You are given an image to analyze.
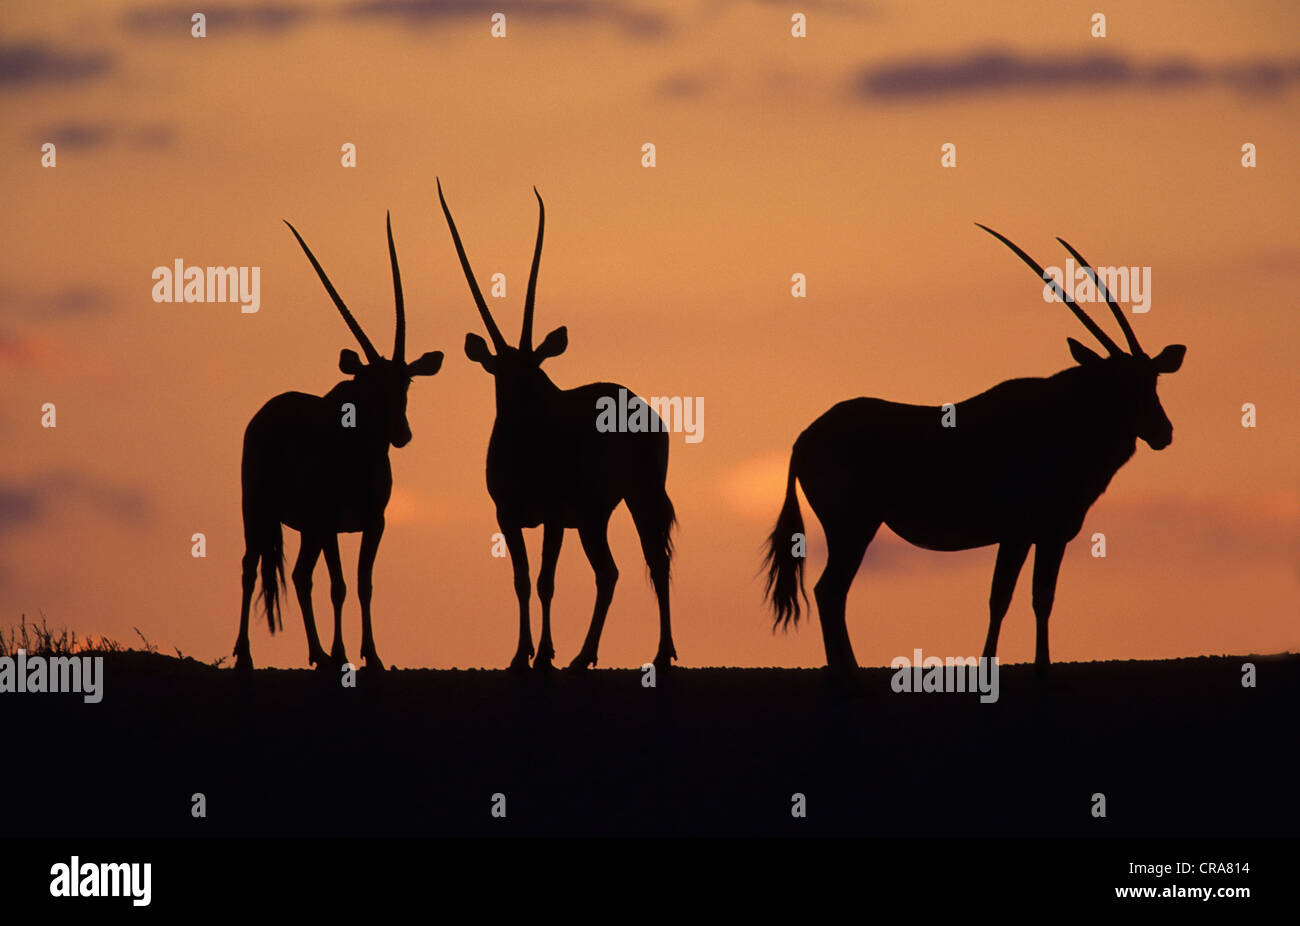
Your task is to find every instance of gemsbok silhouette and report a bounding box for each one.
[436,179,677,671]
[764,225,1185,674]
[233,215,444,671]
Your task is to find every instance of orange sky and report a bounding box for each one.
[2,0,1297,669]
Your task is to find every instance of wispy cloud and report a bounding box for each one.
[123,3,311,34]
[32,122,110,150]
[652,67,723,100]
[0,285,119,322]
[0,473,152,536]
[30,121,176,151]
[853,48,1300,100]
[0,42,112,88]
[342,0,669,37]
[748,0,877,15]
[1092,492,1300,567]
[120,0,670,38]
[0,484,41,531]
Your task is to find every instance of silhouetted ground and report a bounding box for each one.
[5,653,1295,836]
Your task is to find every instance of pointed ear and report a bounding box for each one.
[1067,337,1104,366]
[1151,343,1186,374]
[339,348,365,374]
[406,350,444,376]
[464,333,496,370]
[534,325,567,362]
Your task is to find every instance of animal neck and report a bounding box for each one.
[494,372,560,418]
[1052,366,1137,473]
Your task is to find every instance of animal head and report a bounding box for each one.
[285,214,444,447]
[977,224,1186,451]
[436,179,568,403]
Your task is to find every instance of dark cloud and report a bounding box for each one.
[0,473,151,536]
[33,121,114,150]
[30,121,176,152]
[0,42,112,88]
[120,0,668,37]
[0,485,41,531]
[749,0,877,14]
[123,3,312,33]
[1224,248,1300,279]
[854,48,1300,100]
[1091,494,1299,568]
[653,69,722,100]
[342,0,669,37]
[0,285,118,321]
[44,288,115,319]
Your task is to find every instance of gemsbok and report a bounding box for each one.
[233,215,444,671]
[436,179,677,671]
[764,225,1185,673]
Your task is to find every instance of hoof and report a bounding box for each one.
[652,649,677,670]
[508,652,532,672]
[566,652,596,671]
[362,652,386,672]
[309,650,331,671]
[331,646,350,668]
[234,653,254,672]
[533,652,555,672]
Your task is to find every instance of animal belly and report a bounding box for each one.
[885,516,999,551]
[494,495,590,530]
[280,501,370,534]
[272,458,387,534]
[488,459,615,529]
[878,473,1006,550]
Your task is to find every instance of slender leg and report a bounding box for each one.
[235,545,258,670]
[628,490,676,668]
[322,534,348,667]
[500,521,533,671]
[534,522,564,670]
[568,514,618,670]
[812,522,876,674]
[982,540,1031,661]
[292,533,329,668]
[1031,538,1067,673]
[357,519,385,670]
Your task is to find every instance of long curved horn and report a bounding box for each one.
[1055,237,1144,357]
[387,212,405,364]
[975,223,1123,357]
[285,220,381,363]
[521,187,545,352]
[436,178,507,352]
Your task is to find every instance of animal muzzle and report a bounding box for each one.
[1146,428,1172,450]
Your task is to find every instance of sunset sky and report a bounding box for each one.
[2,0,1296,669]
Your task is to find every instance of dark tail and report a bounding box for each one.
[632,488,677,582]
[763,450,807,630]
[662,494,677,580]
[255,521,286,634]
